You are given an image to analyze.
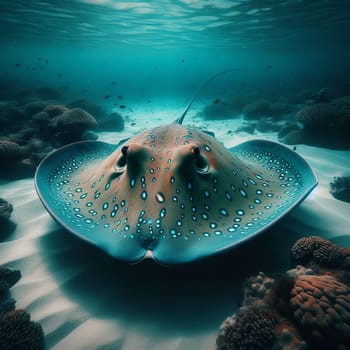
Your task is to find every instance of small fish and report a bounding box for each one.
[117,95,123,100]
[267,65,272,69]
[38,57,42,60]
[104,95,111,99]
[46,59,48,64]
[111,81,116,85]
[181,59,185,63]
[213,98,221,104]
[119,105,125,109]
[15,63,21,68]
[57,73,63,77]
[83,89,87,93]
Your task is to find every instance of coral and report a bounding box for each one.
[0,266,44,348]
[51,108,97,131]
[287,265,315,278]
[200,99,242,120]
[23,100,46,117]
[42,104,68,118]
[67,98,109,121]
[290,236,347,268]
[242,99,271,120]
[0,310,45,350]
[216,236,350,350]
[280,99,350,149]
[0,198,13,222]
[295,103,338,129]
[330,176,350,203]
[217,306,277,350]
[0,266,21,288]
[97,112,125,131]
[235,122,256,134]
[290,274,350,348]
[0,140,23,160]
[242,272,274,305]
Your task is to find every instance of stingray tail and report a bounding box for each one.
[176,68,240,125]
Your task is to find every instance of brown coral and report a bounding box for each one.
[0,140,23,160]
[295,103,338,129]
[42,104,68,118]
[291,236,347,269]
[0,310,45,350]
[242,99,271,120]
[217,306,277,350]
[290,274,350,348]
[51,108,97,130]
[242,272,274,305]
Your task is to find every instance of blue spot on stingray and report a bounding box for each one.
[160,208,166,218]
[201,213,208,220]
[94,191,101,199]
[225,192,232,201]
[130,178,136,188]
[86,202,93,207]
[204,145,211,152]
[236,209,245,216]
[219,208,229,216]
[141,191,148,200]
[104,183,111,191]
[102,202,109,210]
[239,189,247,198]
[204,189,210,198]
[170,176,175,184]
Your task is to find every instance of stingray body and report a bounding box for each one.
[35,69,317,264]
[35,119,317,263]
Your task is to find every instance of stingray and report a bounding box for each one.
[35,72,317,264]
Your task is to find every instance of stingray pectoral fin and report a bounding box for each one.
[35,140,147,263]
[152,140,317,264]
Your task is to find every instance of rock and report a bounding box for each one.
[330,176,350,203]
[97,112,125,131]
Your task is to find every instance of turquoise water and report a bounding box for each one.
[1,0,349,112]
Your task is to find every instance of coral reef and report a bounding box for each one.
[0,84,128,179]
[216,236,350,350]
[0,265,44,349]
[242,99,271,120]
[330,176,350,203]
[280,97,350,149]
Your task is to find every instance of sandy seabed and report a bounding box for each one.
[1,107,350,350]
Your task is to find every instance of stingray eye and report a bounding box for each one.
[192,146,210,174]
[115,145,128,172]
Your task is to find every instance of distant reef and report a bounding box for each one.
[0,82,124,180]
